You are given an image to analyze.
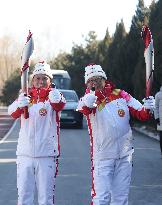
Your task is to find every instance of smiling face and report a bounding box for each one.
[32,74,51,88]
[86,76,106,91]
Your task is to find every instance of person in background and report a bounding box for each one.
[77,64,155,205]
[8,61,66,205]
[154,85,162,156]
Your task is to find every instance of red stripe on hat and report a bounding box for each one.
[39,61,45,64]
[87,63,96,66]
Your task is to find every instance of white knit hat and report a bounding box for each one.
[84,64,107,84]
[31,61,53,79]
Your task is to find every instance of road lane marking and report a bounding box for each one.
[135,147,160,151]
[0,148,15,152]
[58,174,78,177]
[0,119,18,144]
[130,185,162,188]
[0,158,16,163]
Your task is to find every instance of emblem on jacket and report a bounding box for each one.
[118,109,125,117]
[39,108,47,116]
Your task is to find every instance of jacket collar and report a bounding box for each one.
[29,87,51,103]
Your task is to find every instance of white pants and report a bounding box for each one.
[92,155,132,205]
[16,156,56,205]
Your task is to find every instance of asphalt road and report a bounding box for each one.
[0,107,14,140]
[129,130,162,205]
[0,120,162,205]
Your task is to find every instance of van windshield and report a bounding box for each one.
[52,76,71,89]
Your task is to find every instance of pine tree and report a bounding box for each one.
[106,20,127,88]
[123,0,149,95]
[149,0,162,93]
[97,28,112,72]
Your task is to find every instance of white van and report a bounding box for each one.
[51,70,71,90]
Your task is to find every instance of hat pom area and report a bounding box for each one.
[84,64,107,84]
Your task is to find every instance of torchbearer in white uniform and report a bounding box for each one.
[8,61,66,205]
[77,64,155,205]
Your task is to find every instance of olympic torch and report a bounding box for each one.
[141,25,154,98]
[21,31,34,119]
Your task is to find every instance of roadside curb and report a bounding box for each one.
[0,106,7,109]
[133,126,159,141]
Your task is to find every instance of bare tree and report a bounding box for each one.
[0,35,21,94]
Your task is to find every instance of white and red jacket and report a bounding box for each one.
[78,81,151,160]
[8,87,66,158]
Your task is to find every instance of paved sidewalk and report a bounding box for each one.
[133,124,159,141]
[0,107,14,140]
